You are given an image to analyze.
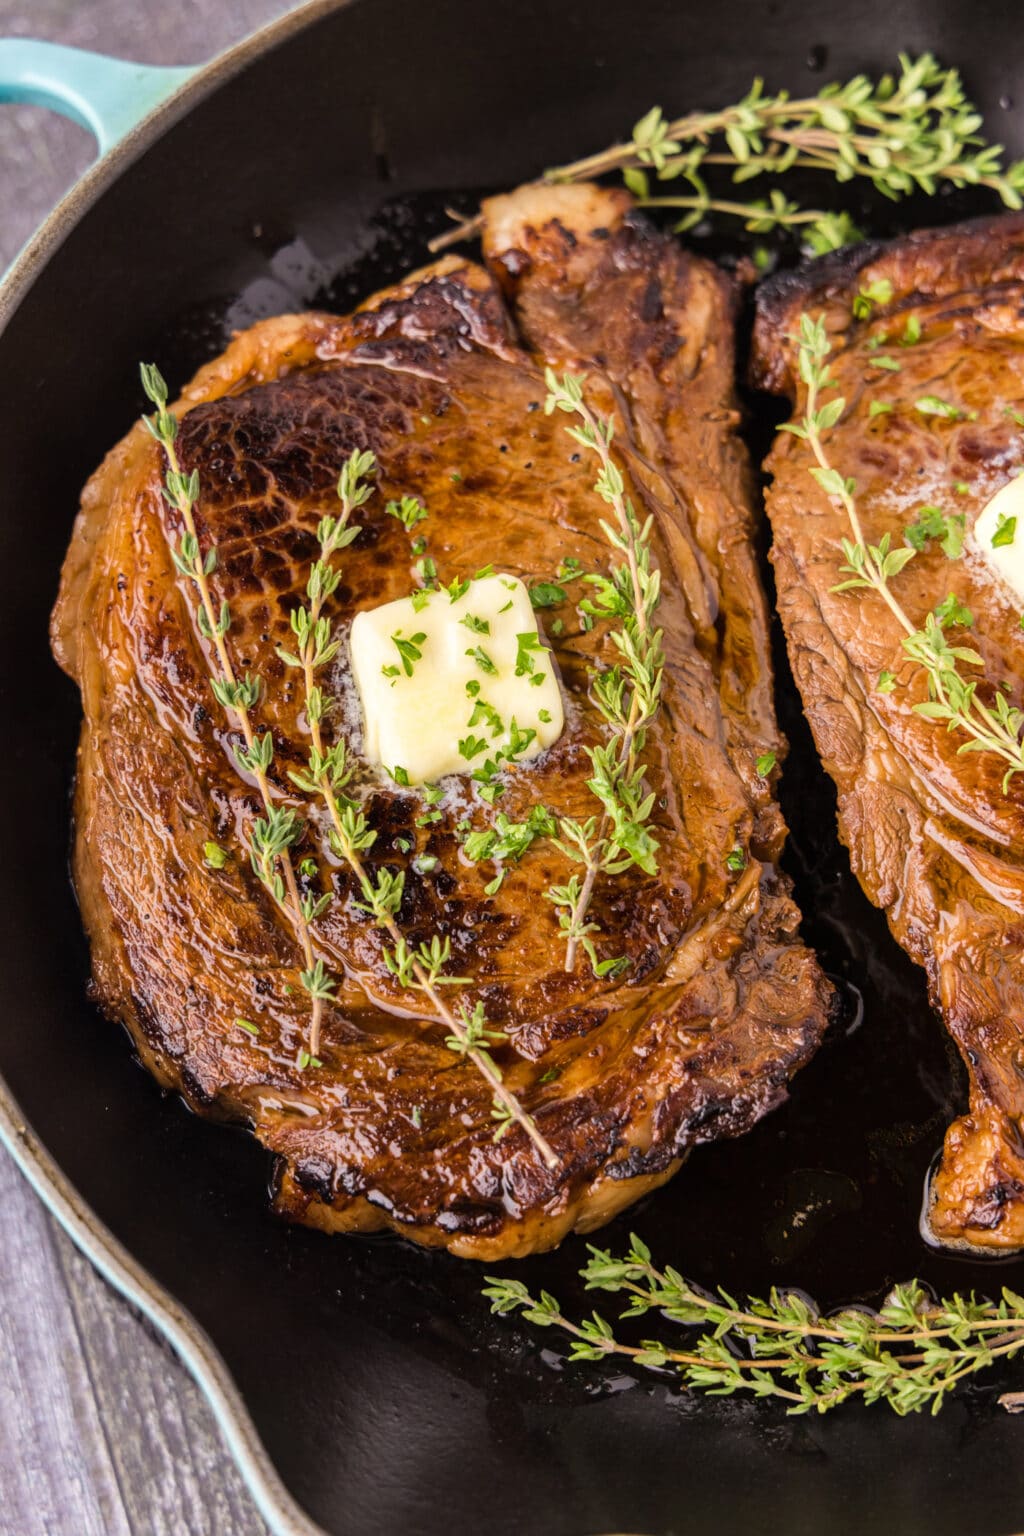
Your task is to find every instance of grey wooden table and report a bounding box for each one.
[0,7,309,1530]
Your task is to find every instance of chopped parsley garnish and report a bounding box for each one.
[466,645,497,675]
[463,827,497,860]
[504,719,537,760]
[460,613,490,635]
[464,806,557,865]
[515,632,544,676]
[755,751,776,777]
[467,698,504,736]
[933,592,973,629]
[459,734,488,761]
[471,757,504,803]
[391,630,427,677]
[993,513,1018,549]
[877,670,897,694]
[904,505,965,560]
[529,582,567,609]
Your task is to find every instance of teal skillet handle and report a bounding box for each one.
[0,39,196,156]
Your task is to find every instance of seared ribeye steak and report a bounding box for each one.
[52,184,830,1259]
[753,214,1024,1252]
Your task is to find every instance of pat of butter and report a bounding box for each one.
[974,474,1024,603]
[349,574,564,785]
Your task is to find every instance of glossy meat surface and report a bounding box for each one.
[52,185,830,1258]
[753,214,1024,1252]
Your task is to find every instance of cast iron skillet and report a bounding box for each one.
[4,2,1024,1532]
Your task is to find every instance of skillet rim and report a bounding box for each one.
[0,0,345,335]
[0,4,353,1534]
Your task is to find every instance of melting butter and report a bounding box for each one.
[349,574,564,784]
[973,473,1024,603]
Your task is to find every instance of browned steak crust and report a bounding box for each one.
[752,212,1024,1252]
[51,184,831,1259]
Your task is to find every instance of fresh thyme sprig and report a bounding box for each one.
[484,1233,1024,1416]
[431,54,1024,255]
[543,371,664,975]
[282,451,558,1169]
[139,363,333,1067]
[784,316,1024,791]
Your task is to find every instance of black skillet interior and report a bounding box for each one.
[4,1,1024,1532]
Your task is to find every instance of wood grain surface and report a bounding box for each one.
[0,7,306,1530]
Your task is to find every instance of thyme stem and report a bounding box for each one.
[140,364,331,1065]
[430,54,1024,256]
[788,315,1024,791]
[285,452,558,1168]
[485,1233,1024,1415]
[543,372,663,976]
[634,194,825,228]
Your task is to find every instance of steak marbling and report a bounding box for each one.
[52,184,831,1259]
[753,213,1024,1253]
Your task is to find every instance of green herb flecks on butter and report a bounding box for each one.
[974,475,1024,600]
[350,574,563,784]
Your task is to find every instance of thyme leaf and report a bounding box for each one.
[791,315,1024,793]
[140,362,331,1068]
[485,1233,1024,1416]
[543,372,664,976]
[286,451,558,1169]
[432,55,1024,257]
